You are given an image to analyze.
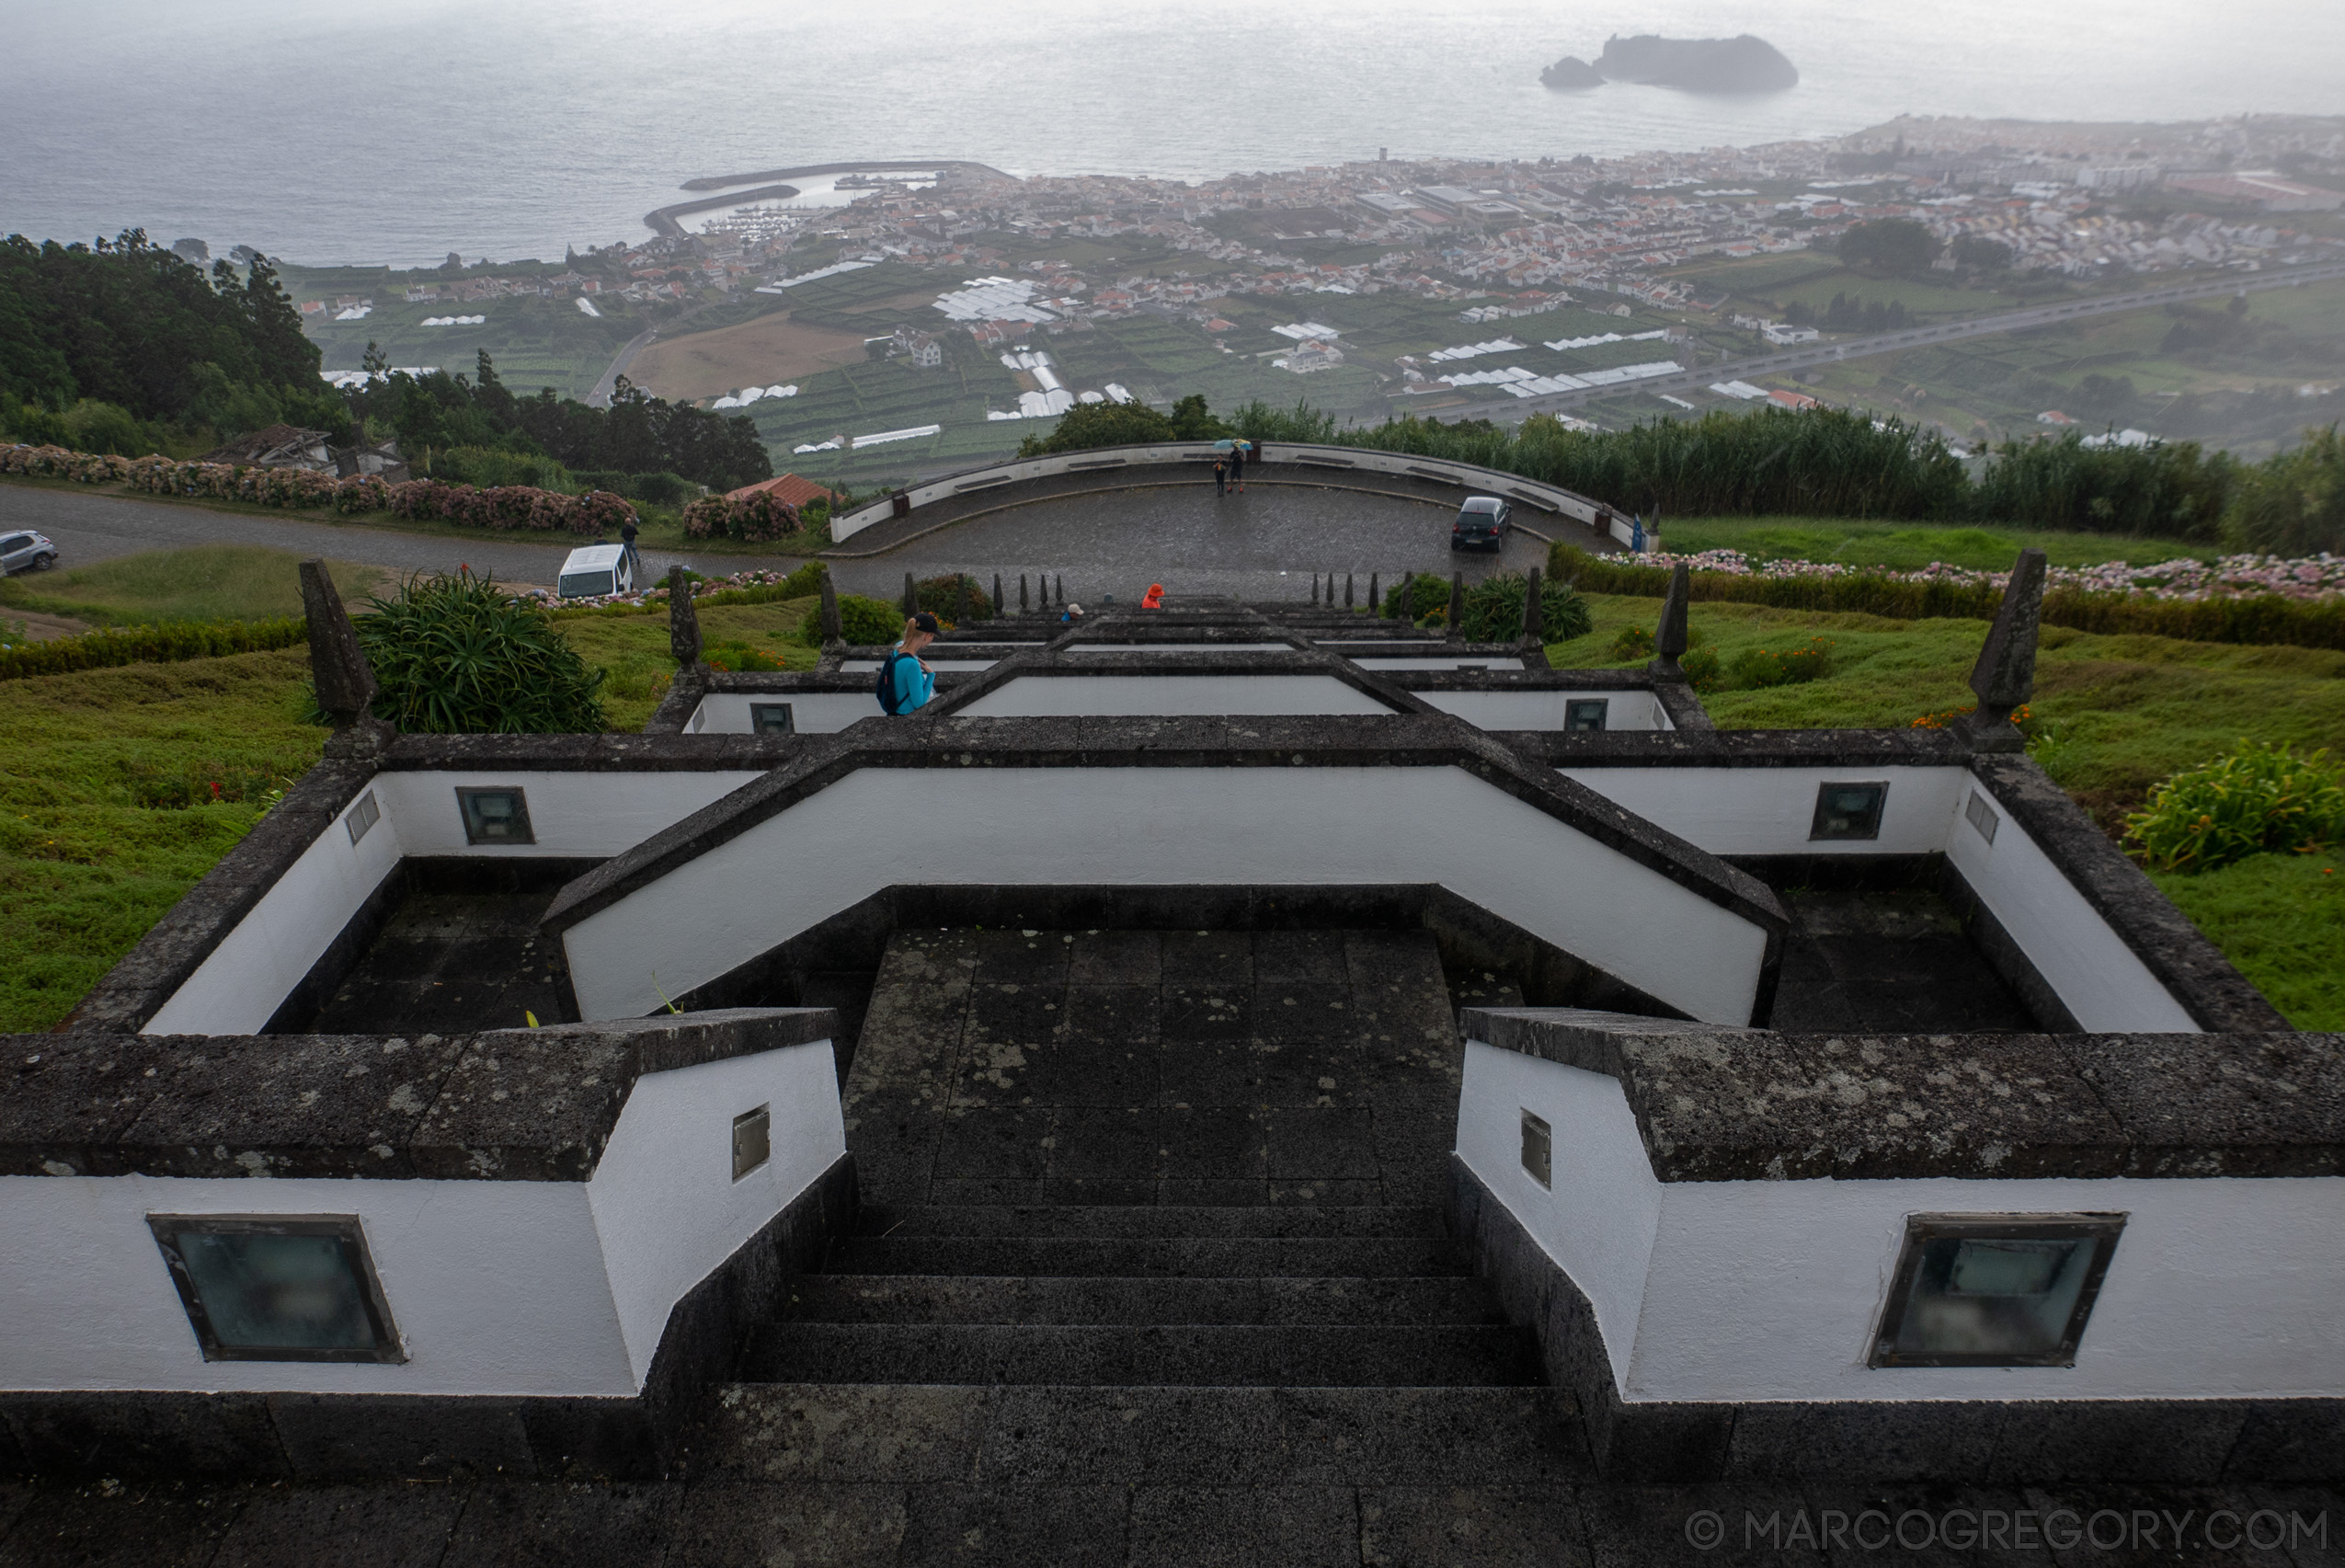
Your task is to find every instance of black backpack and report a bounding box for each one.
[875,649,911,715]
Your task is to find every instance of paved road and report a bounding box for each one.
[2,478,1558,607]
[824,480,1555,603]
[1436,258,2345,423]
[0,486,736,592]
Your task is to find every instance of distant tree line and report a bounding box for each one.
[344,351,772,494]
[1034,393,2344,553]
[0,229,348,453]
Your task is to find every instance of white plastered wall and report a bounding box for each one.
[1561,764,2198,1033]
[564,766,1771,1024]
[0,1036,841,1397]
[687,692,884,734]
[144,770,763,1036]
[956,674,1398,717]
[1422,689,1671,732]
[1560,763,1966,857]
[143,787,407,1037]
[1947,784,2198,1032]
[1461,1040,2345,1402]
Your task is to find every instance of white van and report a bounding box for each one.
[556,543,635,599]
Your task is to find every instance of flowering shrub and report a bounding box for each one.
[385,479,629,535]
[1723,637,1835,690]
[683,489,817,544]
[1911,702,2033,732]
[1638,546,2345,604]
[1,444,132,483]
[2124,741,2345,873]
[12,441,639,533]
[528,563,827,612]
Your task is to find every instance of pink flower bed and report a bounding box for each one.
[1642,547,2345,602]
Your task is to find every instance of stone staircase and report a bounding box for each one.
[681,926,1588,1558]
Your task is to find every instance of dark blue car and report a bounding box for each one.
[1449,497,1511,552]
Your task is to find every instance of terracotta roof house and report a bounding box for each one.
[725,473,841,509]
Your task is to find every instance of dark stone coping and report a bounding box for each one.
[58,760,383,1036]
[1447,1157,2343,1483]
[375,733,806,771]
[0,1152,857,1482]
[1460,1006,2345,1181]
[1505,727,1978,768]
[0,1007,839,1182]
[540,715,1789,951]
[1970,755,2290,1033]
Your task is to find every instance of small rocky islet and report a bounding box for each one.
[1541,33,1799,94]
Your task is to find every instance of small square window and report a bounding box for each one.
[455,786,534,845]
[148,1214,406,1364]
[750,702,796,735]
[1564,698,1609,733]
[1870,1212,2125,1368]
[1520,1109,1552,1188]
[1965,790,2001,844]
[344,790,380,845]
[1810,781,1888,841]
[733,1104,772,1181]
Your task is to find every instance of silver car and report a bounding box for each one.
[1,530,57,575]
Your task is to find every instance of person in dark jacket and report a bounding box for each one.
[1228,441,1246,494]
[1212,454,1228,496]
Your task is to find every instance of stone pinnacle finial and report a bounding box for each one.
[1367,571,1379,617]
[1055,574,1064,606]
[1020,574,1031,614]
[902,571,919,617]
[1447,572,1465,640]
[818,566,842,648]
[667,564,703,668]
[1398,571,1414,622]
[1344,572,1355,610]
[300,557,376,728]
[1648,563,1690,680]
[1521,566,1544,646]
[993,574,1004,615]
[1310,575,1320,606]
[1962,548,2049,751]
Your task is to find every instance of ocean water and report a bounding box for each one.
[4,0,2340,268]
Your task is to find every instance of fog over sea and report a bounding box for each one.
[6,0,2341,269]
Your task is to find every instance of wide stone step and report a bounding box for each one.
[823,1234,1468,1278]
[858,1204,1448,1240]
[743,1322,1542,1386]
[780,1273,1505,1326]
[695,1383,1591,1485]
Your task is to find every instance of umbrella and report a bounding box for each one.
[1212,439,1235,452]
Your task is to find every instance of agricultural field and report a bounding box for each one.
[1797,278,2345,453]
[287,269,653,402]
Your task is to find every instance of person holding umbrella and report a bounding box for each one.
[1227,438,1247,494]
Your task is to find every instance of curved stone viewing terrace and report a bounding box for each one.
[0,547,2338,1560]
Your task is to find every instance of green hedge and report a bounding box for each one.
[0,617,308,681]
[1549,544,2345,652]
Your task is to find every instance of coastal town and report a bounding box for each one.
[289,113,2345,486]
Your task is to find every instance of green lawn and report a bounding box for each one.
[0,648,326,1032]
[4,582,2336,1032]
[0,545,387,627]
[1653,515,2216,570]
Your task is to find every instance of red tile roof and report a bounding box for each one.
[726,473,841,508]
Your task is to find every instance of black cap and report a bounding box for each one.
[908,611,940,634]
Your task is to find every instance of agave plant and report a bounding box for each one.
[357,568,607,734]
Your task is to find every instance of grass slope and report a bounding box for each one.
[1654,515,2216,570]
[0,545,387,628]
[6,583,2336,1031]
[0,648,325,1032]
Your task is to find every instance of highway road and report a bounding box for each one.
[1430,259,2345,425]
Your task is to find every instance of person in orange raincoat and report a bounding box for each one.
[1140,583,1165,609]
